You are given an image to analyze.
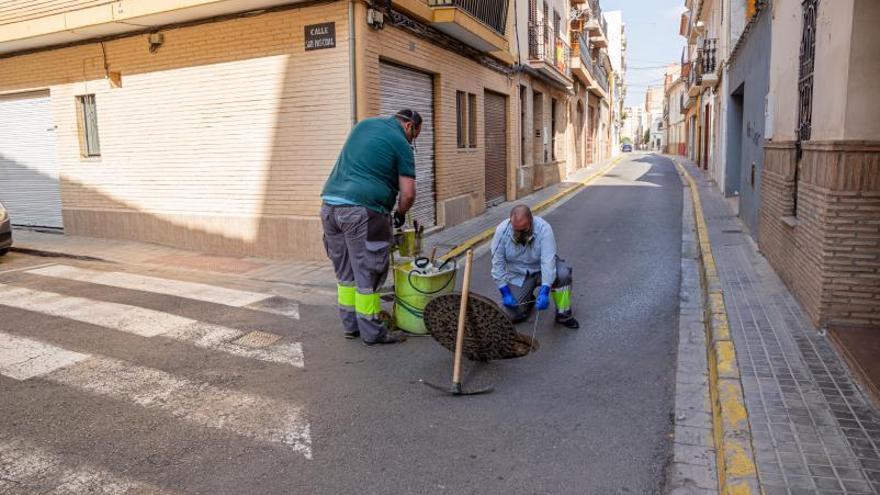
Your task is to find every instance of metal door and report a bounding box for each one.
[379,62,435,226]
[483,90,507,207]
[0,91,62,228]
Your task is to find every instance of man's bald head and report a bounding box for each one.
[510,205,533,233]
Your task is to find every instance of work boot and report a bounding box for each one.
[362,331,408,347]
[555,315,580,329]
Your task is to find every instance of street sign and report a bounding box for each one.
[304,22,335,51]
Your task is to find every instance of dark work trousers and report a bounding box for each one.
[504,257,574,323]
[321,204,392,343]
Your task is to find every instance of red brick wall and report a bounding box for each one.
[759,140,880,329]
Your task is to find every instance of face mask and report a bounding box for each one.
[513,229,533,246]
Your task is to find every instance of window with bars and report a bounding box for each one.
[77,94,101,157]
[794,0,818,216]
[797,0,818,143]
[551,98,558,161]
[468,93,477,148]
[456,91,478,149]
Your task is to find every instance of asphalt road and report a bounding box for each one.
[0,153,682,494]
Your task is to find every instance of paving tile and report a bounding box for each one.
[786,474,816,489]
[808,465,837,478]
[759,486,788,495]
[812,476,843,491]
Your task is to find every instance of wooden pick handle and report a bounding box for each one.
[452,249,473,386]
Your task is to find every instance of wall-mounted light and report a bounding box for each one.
[367,8,385,30]
[149,32,164,53]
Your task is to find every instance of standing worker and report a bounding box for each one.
[320,109,422,346]
[490,205,580,329]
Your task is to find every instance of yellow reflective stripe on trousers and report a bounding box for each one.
[551,286,571,312]
[337,284,356,309]
[355,291,381,317]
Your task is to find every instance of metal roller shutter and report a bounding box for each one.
[483,90,507,207]
[0,91,62,229]
[379,62,436,226]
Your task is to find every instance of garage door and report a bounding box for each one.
[379,62,435,226]
[0,91,62,229]
[483,90,507,207]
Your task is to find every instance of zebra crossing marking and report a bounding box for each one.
[0,331,90,380]
[0,284,304,367]
[0,333,313,459]
[0,437,174,494]
[27,264,273,308]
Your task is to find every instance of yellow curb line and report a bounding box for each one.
[674,159,761,495]
[439,156,625,262]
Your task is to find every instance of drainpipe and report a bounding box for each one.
[348,0,358,127]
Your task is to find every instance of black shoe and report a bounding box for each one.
[555,316,580,329]
[344,330,360,339]
[362,331,408,347]
[511,312,530,324]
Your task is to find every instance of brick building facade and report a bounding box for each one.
[0,0,618,261]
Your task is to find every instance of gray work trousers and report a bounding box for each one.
[321,204,392,343]
[504,257,574,323]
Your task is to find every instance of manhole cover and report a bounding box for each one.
[423,293,538,362]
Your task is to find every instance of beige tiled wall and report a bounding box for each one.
[1,4,351,260]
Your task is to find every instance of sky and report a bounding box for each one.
[602,0,687,108]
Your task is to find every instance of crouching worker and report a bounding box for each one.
[490,205,579,329]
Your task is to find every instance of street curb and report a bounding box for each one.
[438,155,625,262]
[673,159,761,495]
[10,246,106,262]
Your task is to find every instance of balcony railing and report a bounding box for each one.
[575,34,607,93]
[588,0,608,36]
[701,38,717,74]
[692,49,703,86]
[529,23,571,78]
[427,0,509,34]
[594,61,608,93]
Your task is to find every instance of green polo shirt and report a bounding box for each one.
[321,116,416,214]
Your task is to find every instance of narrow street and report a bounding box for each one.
[0,153,684,494]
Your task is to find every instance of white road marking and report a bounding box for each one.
[0,332,90,380]
[0,437,173,494]
[0,261,57,275]
[0,333,313,459]
[0,285,303,367]
[27,264,271,308]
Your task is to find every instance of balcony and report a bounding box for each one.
[528,23,572,84]
[680,92,695,111]
[0,0,316,55]
[427,0,510,53]
[699,38,718,87]
[586,0,608,48]
[687,49,703,96]
[570,34,608,98]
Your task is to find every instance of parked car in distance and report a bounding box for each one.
[0,201,12,256]
[621,143,633,152]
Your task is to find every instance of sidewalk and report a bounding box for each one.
[10,157,619,288]
[680,157,880,495]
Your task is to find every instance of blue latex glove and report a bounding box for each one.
[536,285,551,311]
[499,285,518,309]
